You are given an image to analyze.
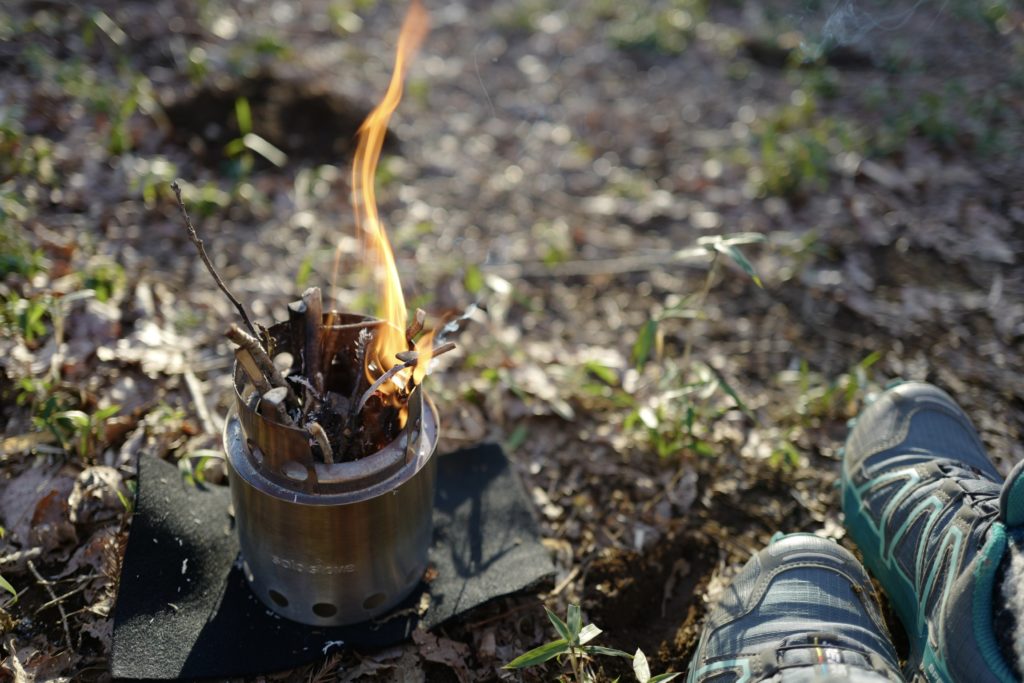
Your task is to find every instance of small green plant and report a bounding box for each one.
[18,376,121,461]
[224,97,287,179]
[179,449,224,487]
[592,0,708,55]
[80,259,126,302]
[1,291,51,344]
[505,604,680,683]
[33,404,121,462]
[0,573,17,602]
[624,233,764,459]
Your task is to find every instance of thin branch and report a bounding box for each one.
[356,359,415,413]
[27,559,73,651]
[226,324,299,407]
[183,369,220,435]
[308,421,334,464]
[172,181,257,337]
[259,387,294,425]
[235,348,273,395]
[355,343,456,413]
[405,308,426,344]
[345,329,371,417]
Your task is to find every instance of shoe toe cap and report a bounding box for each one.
[844,381,997,479]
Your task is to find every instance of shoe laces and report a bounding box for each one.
[934,460,1001,543]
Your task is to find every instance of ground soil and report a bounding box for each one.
[1,0,1022,680]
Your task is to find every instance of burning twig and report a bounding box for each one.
[405,308,426,344]
[172,181,258,338]
[356,360,415,413]
[356,342,455,413]
[308,421,334,464]
[226,324,298,408]
[301,287,325,397]
[433,303,478,346]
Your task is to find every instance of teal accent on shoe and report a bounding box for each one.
[973,523,1015,683]
[884,378,907,390]
[694,658,751,683]
[999,460,1024,526]
[840,381,1014,683]
[769,531,785,544]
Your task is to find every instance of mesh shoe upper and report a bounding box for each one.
[687,533,901,683]
[841,381,1020,683]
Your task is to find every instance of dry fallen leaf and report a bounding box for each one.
[1,635,74,683]
[29,489,78,554]
[0,465,68,549]
[68,467,126,526]
[411,629,471,683]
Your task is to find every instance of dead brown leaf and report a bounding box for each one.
[1,635,73,683]
[411,629,471,683]
[28,489,78,554]
[68,466,126,526]
[0,465,70,550]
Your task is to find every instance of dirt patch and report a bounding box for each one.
[163,71,392,168]
[583,528,717,674]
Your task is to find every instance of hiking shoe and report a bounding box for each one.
[841,381,1024,682]
[687,533,902,683]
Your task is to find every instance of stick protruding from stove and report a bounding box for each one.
[301,287,325,399]
[226,324,299,409]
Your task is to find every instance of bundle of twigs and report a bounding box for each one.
[172,182,454,462]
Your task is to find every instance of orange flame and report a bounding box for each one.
[348,0,433,396]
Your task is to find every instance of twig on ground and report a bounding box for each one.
[548,565,581,597]
[171,181,257,337]
[183,369,220,435]
[0,547,42,573]
[27,559,73,651]
[35,581,91,614]
[482,247,712,279]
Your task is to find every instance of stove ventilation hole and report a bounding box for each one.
[363,592,387,610]
[313,602,337,618]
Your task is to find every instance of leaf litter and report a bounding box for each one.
[1,0,1022,680]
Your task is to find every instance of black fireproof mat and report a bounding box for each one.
[110,444,554,680]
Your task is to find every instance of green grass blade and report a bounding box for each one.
[566,604,582,642]
[235,97,252,135]
[0,573,17,603]
[578,623,602,645]
[724,245,763,288]
[632,319,658,370]
[545,606,572,642]
[582,645,633,658]
[504,638,569,669]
